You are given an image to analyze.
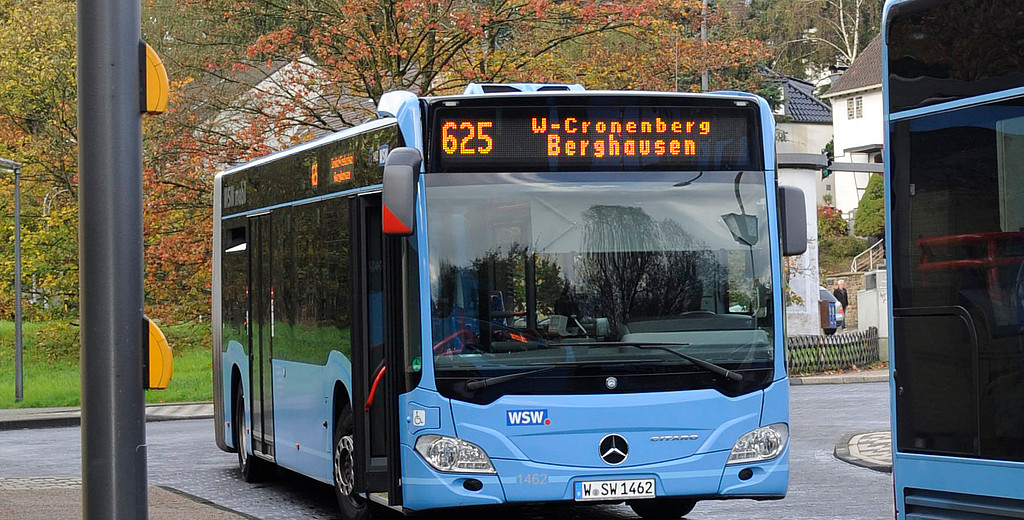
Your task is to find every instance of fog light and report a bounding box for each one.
[727,423,788,465]
[414,435,496,474]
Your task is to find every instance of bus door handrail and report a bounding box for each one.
[365,362,386,412]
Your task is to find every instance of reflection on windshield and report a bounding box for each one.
[425,172,774,374]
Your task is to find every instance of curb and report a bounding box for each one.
[834,432,892,473]
[790,372,889,385]
[0,403,213,432]
[0,416,82,432]
[157,486,261,520]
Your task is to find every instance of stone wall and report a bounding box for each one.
[823,272,865,329]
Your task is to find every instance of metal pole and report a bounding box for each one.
[77,0,147,516]
[13,165,21,403]
[0,157,22,403]
[701,0,709,92]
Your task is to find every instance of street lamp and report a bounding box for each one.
[0,157,22,402]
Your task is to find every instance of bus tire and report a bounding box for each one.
[234,381,270,482]
[334,406,371,520]
[628,498,698,519]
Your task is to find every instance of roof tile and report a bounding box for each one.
[824,35,882,97]
[784,79,832,123]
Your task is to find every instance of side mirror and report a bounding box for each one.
[722,212,759,247]
[778,185,807,257]
[382,147,421,236]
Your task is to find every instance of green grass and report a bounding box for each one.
[0,320,212,408]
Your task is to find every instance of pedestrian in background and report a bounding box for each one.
[833,279,849,310]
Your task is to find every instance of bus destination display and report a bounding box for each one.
[431,104,759,172]
[310,152,354,187]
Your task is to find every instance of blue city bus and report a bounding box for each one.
[212,84,807,519]
[883,0,1024,517]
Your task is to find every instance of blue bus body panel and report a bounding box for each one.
[395,96,423,154]
[883,1,1024,515]
[398,386,786,510]
[402,444,508,508]
[398,387,509,509]
[449,390,760,466]
[414,174,438,391]
[272,359,332,482]
[895,454,1024,507]
[397,386,786,509]
[763,165,787,379]
[748,92,787,381]
[759,379,788,429]
[222,349,352,486]
[886,85,1024,122]
[882,5,900,516]
[221,340,249,451]
[271,352,353,485]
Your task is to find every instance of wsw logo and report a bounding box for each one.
[506,409,550,426]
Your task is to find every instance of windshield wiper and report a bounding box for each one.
[465,366,556,391]
[558,342,743,382]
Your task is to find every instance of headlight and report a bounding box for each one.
[726,423,788,465]
[414,435,496,474]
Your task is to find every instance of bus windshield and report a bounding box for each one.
[426,171,774,399]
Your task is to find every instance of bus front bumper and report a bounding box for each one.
[399,443,788,511]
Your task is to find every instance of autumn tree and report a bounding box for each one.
[0,0,80,319]
[129,0,776,320]
[543,0,772,93]
[155,0,774,136]
[745,0,883,79]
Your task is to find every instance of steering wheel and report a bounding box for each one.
[433,328,485,355]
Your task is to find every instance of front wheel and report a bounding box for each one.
[628,498,698,519]
[334,406,371,520]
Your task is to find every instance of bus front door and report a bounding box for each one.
[352,194,403,507]
[248,213,275,461]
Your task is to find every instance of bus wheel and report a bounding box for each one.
[334,406,370,520]
[234,382,269,482]
[628,498,697,519]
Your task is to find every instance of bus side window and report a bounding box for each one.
[223,224,248,341]
[996,116,1024,232]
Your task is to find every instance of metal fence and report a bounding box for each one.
[786,327,879,374]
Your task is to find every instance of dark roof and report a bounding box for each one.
[306,94,378,138]
[823,35,882,97]
[782,78,832,124]
[183,61,291,121]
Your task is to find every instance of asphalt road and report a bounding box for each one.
[0,382,892,519]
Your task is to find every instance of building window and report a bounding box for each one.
[847,96,864,119]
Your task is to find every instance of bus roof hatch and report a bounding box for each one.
[462,82,585,95]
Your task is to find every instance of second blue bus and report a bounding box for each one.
[212,84,807,519]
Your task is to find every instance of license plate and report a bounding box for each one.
[573,479,656,501]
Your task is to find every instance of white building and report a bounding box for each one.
[772,76,833,335]
[820,35,884,219]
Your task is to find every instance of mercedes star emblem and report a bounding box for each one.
[599,434,629,465]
